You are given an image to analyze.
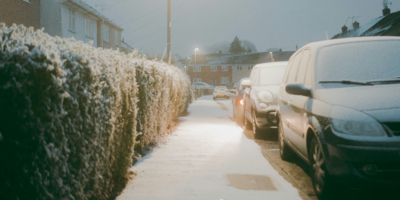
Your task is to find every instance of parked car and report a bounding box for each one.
[192,82,215,90]
[213,86,230,100]
[231,78,250,125]
[243,62,288,137]
[277,37,400,199]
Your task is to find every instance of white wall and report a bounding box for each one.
[41,0,63,37]
[61,4,98,47]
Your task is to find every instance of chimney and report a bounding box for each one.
[383,7,391,16]
[353,21,360,30]
[342,25,348,34]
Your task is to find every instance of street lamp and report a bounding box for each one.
[270,52,275,62]
[194,48,199,100]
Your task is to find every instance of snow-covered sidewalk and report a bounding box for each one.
[117,95,302,200]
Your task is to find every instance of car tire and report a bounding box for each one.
[309,137,335,199]
[252,110,263,139]
[226,96,230,99]
[278,120,294,161]
[213,97,216,100]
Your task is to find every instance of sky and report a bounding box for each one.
[84,0,400,57]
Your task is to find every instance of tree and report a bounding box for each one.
[229,36,246,54]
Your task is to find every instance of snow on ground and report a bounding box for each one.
[117,95,302,200]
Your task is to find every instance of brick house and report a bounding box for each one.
[0,0,41,29]
[187,51,294,88]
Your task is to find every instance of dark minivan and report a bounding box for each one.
[277,37,400,199]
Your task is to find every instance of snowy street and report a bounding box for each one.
[117,95,305,200]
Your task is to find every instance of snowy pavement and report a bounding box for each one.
[117,95,303,200]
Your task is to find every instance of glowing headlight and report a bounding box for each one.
[331,106,385,137]
[240,99,244,105]
[258,91,273,103]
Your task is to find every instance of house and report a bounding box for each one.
[187,51,295,88]
[0,0,41,29]
[40,0,123,49]
[120,38,134,54]
[332,7,400,39]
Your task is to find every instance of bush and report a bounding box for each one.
[0,24,190,200]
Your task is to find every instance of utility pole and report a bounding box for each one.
[167,0,172,64]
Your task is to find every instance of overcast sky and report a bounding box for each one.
[84,0,400,57]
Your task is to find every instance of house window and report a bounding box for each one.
[193,78,201,83]
[103,25,109,42]
[23,0,30,3]
[85,17,94,38]
[68,9,75,32]
[194,66,201,72]
[211,66,217,72]
[221,77,229,84]
[222,66,228,71]
[114,30,119,45]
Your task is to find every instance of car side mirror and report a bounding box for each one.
[241,80,251,88]
[286,83,312,97]
[229,90,237,95]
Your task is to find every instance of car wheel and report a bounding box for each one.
[278,120,294,161]
[310,137,335,199]
[226,96,230,99]
[213,96,216,100]
[252,110,263,139]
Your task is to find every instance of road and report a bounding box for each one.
[117,95,397,200]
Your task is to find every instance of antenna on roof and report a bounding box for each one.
[95,4,108,14]
[383,0,390,8]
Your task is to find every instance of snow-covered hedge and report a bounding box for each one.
[0,24,190,200]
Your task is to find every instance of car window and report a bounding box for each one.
[296,50,311,84]
[286,51,303,84]
[250,68,259,86]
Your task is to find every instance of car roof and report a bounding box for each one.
[304,36,400,50]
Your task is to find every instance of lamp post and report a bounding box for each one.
[194,48,199,100]
[270,52,275,62]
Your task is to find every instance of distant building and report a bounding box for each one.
[41,0,123,49]
[332,8,400,39]
[0,0,41,29]
[187,51,295,88]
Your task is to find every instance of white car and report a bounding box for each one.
[191,82,215,90]
[213,86,230,100]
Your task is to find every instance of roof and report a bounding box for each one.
[66,0,123,31]
[254,61,288,68]
[332,10,400,39]
[190,51,295,66]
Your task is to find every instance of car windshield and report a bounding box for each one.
[316,41,400,87]
[259,66,286,86]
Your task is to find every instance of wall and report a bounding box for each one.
[60,3,98,47]
[40,0,63,37]
[232,64,253,84]
[100,23,121,50]
[1,0,41,29]
[188,65,233,87]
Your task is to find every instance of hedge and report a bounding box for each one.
[0,24,190,200]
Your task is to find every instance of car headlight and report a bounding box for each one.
[331,106,386,137]
[258,91,273,103]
